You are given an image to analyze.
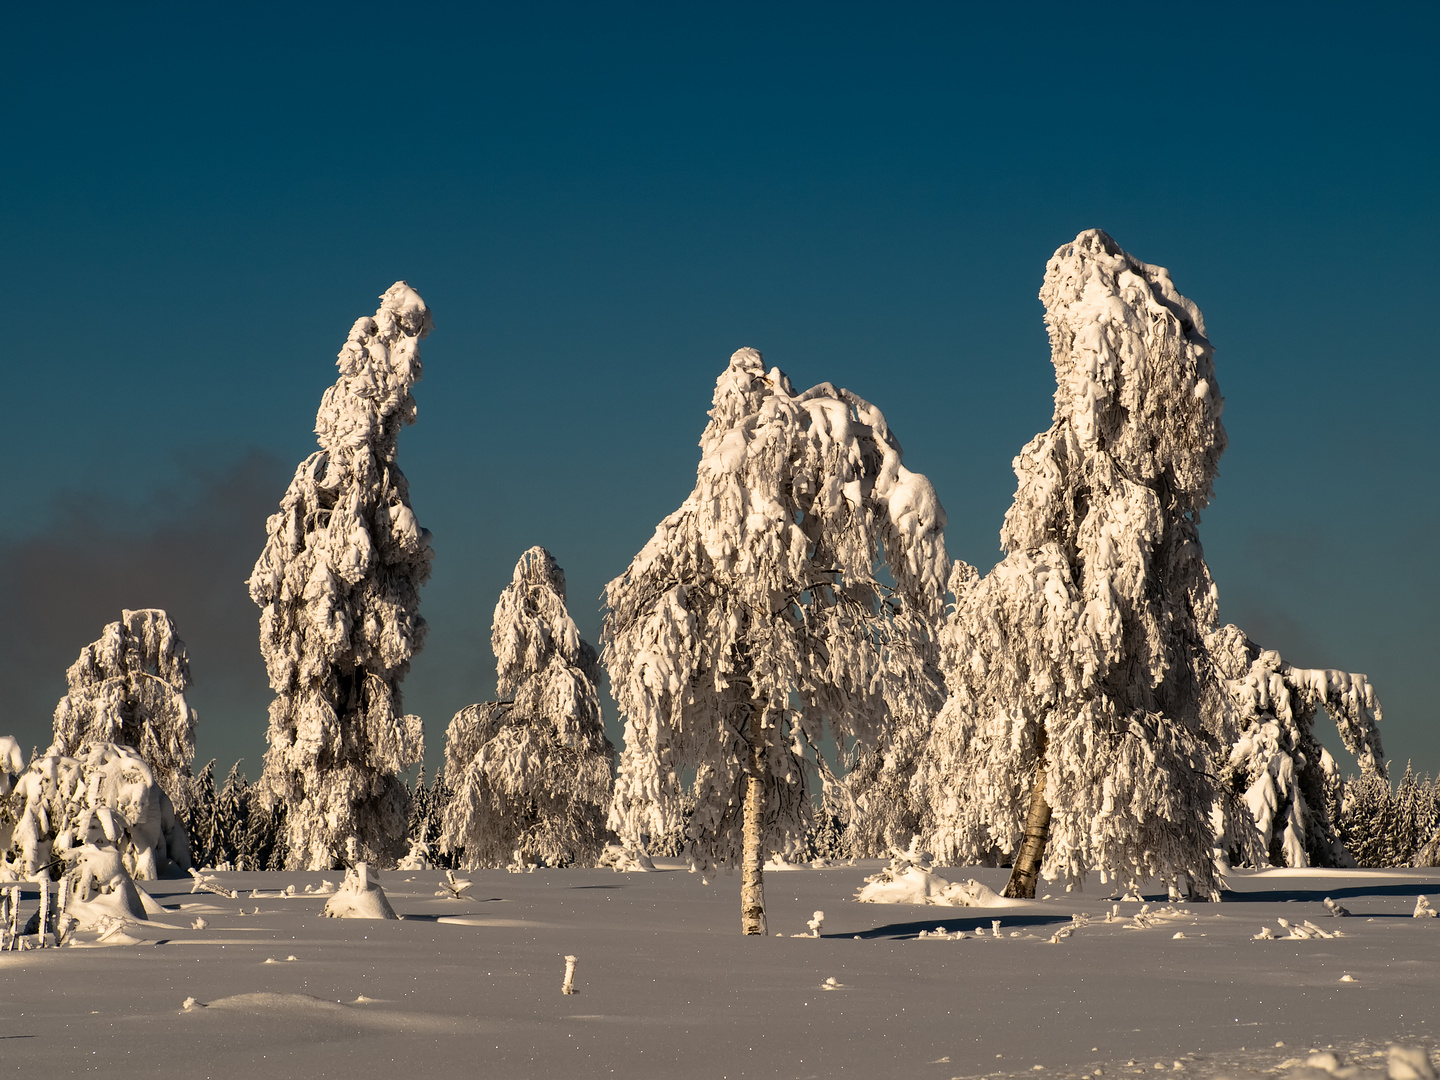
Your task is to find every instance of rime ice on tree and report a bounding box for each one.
[918,230,1229,898]
[249,282,433,870]
[1210,625,1384,868]
[50,608,197,819]
[440,547,614,868]
[604,347,947,934]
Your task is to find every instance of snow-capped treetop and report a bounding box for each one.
[249,282,433,869]
[920,231,1228,894]
[50,608,197,810]
[492,546,602,746]
[606,347,947,868]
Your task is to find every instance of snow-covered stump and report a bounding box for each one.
[440,548,614,869]
[321,862,399,920]
[562,955,577,995]
[604,347,948,935]
[249,283,434,870]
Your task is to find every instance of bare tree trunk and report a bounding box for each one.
[740,703,768,936]
[1004,729,1051,900]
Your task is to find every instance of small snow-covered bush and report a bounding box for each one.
[441,548,614,869]
[250,283,434,869]
[50,608,197,819]
[1,742,188,881]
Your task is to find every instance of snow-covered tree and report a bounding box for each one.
[441,547,614,868]
[1209,625,1384,868]
[916,230,1232,899]
[604,347,948,933]
[50,608,197,818]
[2,742,189,881]
[249,282,434,869]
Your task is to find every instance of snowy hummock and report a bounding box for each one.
[321,862,398,920]
[248,282,433,869]
[856,849,1022,907]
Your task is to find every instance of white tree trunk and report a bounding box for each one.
[740,703,768,936]
[1004,731,1051,900]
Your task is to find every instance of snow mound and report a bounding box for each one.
[599,844,655,872]
[856,850,1024,907]
[321,863,397,920]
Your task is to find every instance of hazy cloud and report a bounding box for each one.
[0,451,289,772]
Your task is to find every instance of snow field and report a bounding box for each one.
[2,863,1437,1079]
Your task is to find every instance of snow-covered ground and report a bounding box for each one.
[4,862,1438,1079]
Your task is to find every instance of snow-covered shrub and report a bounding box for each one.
[916,230,1232,898]
[1210,625,1385,868]
[441,547,614,869]
[603,347,948,933]
[50,608,197,818]
[249,282,434,869]
[1,742,188,881]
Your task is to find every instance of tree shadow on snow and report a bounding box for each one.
[1219,882,1438,905]
[835,914,1074,940]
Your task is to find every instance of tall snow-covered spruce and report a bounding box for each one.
[249,282,433,870]
[918,230,1231,898]
[440,547,614,868]
[604,348,947,934]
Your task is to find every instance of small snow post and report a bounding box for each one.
[50,608,198,830]
[919,230,1229,899]
[440,546,615,868]
[249,282,433,870]
[604,348,947,934]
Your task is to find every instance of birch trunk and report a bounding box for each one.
[1003,729,1051,899]
[740,701,768,936]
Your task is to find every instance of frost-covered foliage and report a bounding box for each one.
[1,742,189,881]
[249,283,434,869]
[50,609,197,815]
[604,347,948,872]
[917,230,1231,896]
[441,547,614,868]
[1339,764,1440,867]
[183,761,288,871]
[1210,625,1385,868]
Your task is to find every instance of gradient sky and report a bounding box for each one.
[2,3,1436,782]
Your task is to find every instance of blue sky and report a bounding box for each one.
[2,3,1435,780]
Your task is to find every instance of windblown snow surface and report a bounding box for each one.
[3,863,1437,1079]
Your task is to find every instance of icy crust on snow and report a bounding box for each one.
[248,283,433,869]
[604,347,948,871]
[2,742,188,882]
[50,608,197,820]
[916,230,1229,895]
[440,548,614,869]
[1210,624,1385,870]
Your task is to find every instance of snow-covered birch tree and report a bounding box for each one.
[604,347,948,934]
[916,230,1231,899]
[1209,624,1384,868]
[440,547,614,868]
[249,282,433,870]
[50,608,197,820]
